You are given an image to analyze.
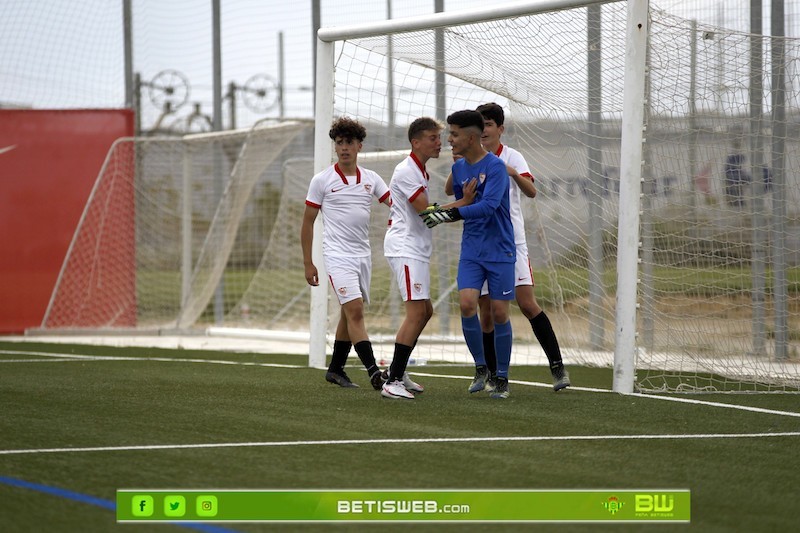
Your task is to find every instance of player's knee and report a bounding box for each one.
[460,301,478,316]
[493,311,510,324]
[343,302,365,323]
[519,301,542,319]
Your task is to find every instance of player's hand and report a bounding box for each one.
[419,203,439,216]
[420,207,462,228]
[304,263,319,286]
[462,177,478,204]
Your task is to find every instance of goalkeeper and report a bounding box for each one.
[421,110,516,399]
[446,103,571,393]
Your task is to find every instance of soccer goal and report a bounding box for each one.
[309,0,800,393]
[40,118,312,334]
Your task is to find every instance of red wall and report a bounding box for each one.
[0,109,134,334]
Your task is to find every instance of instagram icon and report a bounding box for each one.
[196,495,218,517]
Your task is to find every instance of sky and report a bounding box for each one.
[0,0,796,131]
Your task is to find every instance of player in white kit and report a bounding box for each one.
[381,117,476,399]
[301,117,391,389]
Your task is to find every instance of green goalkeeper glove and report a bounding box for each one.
[419,203,439,216]
[420,206,462,228]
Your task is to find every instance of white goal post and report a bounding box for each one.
[312,0,800,393]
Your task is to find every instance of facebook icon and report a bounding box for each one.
[132,495,154,517]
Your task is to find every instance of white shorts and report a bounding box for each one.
[480,243,533,297]
[387,257,431,301]
[325,255,371,305]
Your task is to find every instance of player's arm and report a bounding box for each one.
[508,165,537,198]
[300,204,320,286]
[441,177,477,209]
[410,191,431,213]
[444,154,463,196]
[420,178,479,228]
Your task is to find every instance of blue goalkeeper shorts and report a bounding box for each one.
[457,258,515,300]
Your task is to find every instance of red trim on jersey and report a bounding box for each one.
[333,164,348,184]
[408,186,426,203]
[305,200,321,208]
[328,274,334,288]
[333,163,360,184]
[379,190,390,203]
[410,152,429,181]
[496,144,535,183]
[404,264,411,299]
[387,219,392,226]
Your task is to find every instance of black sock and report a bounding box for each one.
[328,340,352,374]
[530,311,563,371]
[483,330,497,375]
[388,343,413,382]
[354,340,379,376]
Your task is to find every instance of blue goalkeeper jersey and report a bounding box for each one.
[452,152,515,263]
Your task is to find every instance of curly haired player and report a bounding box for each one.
[301,117,391,389]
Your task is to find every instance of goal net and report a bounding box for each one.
[41,119,311,332]
[309,0,800,392]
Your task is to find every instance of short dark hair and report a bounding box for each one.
[329,116,366,142]
[446,109,484,132]
[408,117,442,143]
[476,102,504,126]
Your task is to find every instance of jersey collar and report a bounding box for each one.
[494,144,504,157]
[334,163,361,184]
[410,152,429,181]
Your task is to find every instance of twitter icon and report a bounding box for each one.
[164,495,186,517]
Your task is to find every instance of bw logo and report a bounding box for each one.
[635,494,674,513]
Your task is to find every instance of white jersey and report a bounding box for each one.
[305,163,390,258]
[495,144,534,246]
[384,153,432,262]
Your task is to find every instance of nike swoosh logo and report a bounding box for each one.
[502,290,512,295]
[331,187,344,193]
[518,277,526,281]
[0,145,17,155]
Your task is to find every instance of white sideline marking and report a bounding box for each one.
[0,350,304,369]
[3,350,799,418]
[1,432,798,456]
[408,371,800,419]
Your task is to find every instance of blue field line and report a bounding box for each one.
[0,476,239,533]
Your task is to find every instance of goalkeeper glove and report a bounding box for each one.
[420,206,462,228]
[418,203,440,216]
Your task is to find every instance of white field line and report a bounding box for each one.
[410,371,800,419]
[0,432,798,456]
[0,350,304,369]
[3,350,800,420]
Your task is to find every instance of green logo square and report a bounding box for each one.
[131,495,154,517]
[164,495,186,517]
[196,495,218,517]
